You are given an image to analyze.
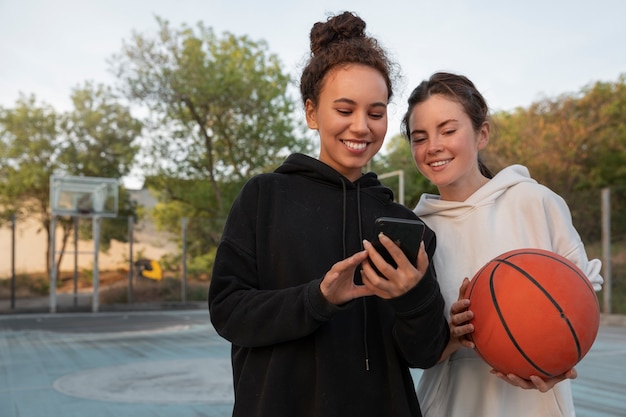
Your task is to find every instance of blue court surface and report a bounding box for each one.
[0,309,624,417]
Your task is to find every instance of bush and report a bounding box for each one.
[0,274,49,297]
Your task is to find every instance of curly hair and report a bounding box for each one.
[299,12,396,108]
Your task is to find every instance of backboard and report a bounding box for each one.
[50,175,119,217]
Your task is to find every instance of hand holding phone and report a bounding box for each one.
[369,217,425,277]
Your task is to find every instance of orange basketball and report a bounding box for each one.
[464,248,600,379]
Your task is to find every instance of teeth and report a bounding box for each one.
[431,160,448,167]
[343,141,367,151]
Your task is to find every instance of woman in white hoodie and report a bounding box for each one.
[401,72,603,417]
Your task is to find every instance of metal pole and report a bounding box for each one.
[128,216,134,305]
[50,216,57,313]
[182,217,188,304]
[398,170,405,206]
[10,213,16,310]
[92,216,101,313]
[601,188,612,314]
[73,216,79,308]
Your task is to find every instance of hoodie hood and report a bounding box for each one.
[275,153,395,203]
[415,164,537,218]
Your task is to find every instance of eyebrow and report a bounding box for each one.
[333,98,388,108]
[410,118,458,136]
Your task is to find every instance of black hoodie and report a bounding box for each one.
[209,153,449,417]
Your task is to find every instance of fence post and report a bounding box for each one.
[182,217,188,304]
[601,187,612,314]
[73,217,79,308]
[92,216,101,313]
[50,216,57,313]
[10,213,16,310]
[128,216,134,305]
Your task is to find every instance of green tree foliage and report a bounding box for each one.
[60,82,141,179]
[0,95,62,274]
[0,86,142,276]
[59,82,143,251]
[110,17,312,260]
[483,75,626,242]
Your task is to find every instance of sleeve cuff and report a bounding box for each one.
[391,271,441,317]
[306,279,343,321]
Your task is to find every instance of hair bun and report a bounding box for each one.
[299,11,394,105]
[309,11,366,55]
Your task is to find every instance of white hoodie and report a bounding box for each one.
[414,164,603,417]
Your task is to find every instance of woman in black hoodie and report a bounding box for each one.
[208,11,449,417]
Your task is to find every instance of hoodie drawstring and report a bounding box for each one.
[341,179,370,371]
[357,183,370,371]
[341,180,347,258]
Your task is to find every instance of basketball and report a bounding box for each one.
[464,248,600,379]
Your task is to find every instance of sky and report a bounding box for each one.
[1,0,626,184]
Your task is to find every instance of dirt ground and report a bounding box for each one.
[1,269,139,299]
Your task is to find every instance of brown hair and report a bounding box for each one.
[299,11,395,108]
[401,72,493,178]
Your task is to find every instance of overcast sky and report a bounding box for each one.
[2,0,625,179]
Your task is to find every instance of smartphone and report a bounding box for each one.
[369,217,425,277]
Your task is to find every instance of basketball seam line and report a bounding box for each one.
[490,260,582,378]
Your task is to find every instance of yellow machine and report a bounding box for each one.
[135,259,163,281]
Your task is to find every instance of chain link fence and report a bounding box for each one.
[1,186,624,314]
[0,212,223,312]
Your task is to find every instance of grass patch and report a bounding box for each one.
[1,269,209,308]
[0,274,50,297]
[100,277,208,304]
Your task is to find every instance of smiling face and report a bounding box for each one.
[305,64,389,182]
[408,94,490,201]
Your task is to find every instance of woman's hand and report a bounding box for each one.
[320,249,374,305]
[449,277,475,349]
[359,233,429,299]
[491,368,577,392]
[438,277,475,361]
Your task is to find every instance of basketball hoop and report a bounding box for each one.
[49,175,120,313]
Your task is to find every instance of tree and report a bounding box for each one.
[485,74,626,242]
[574,75,626,188]
[0,86,143,278]
[0,95,65,277]
[59,82,143,251]
[60,81,141,180]
[110,17,312,260]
